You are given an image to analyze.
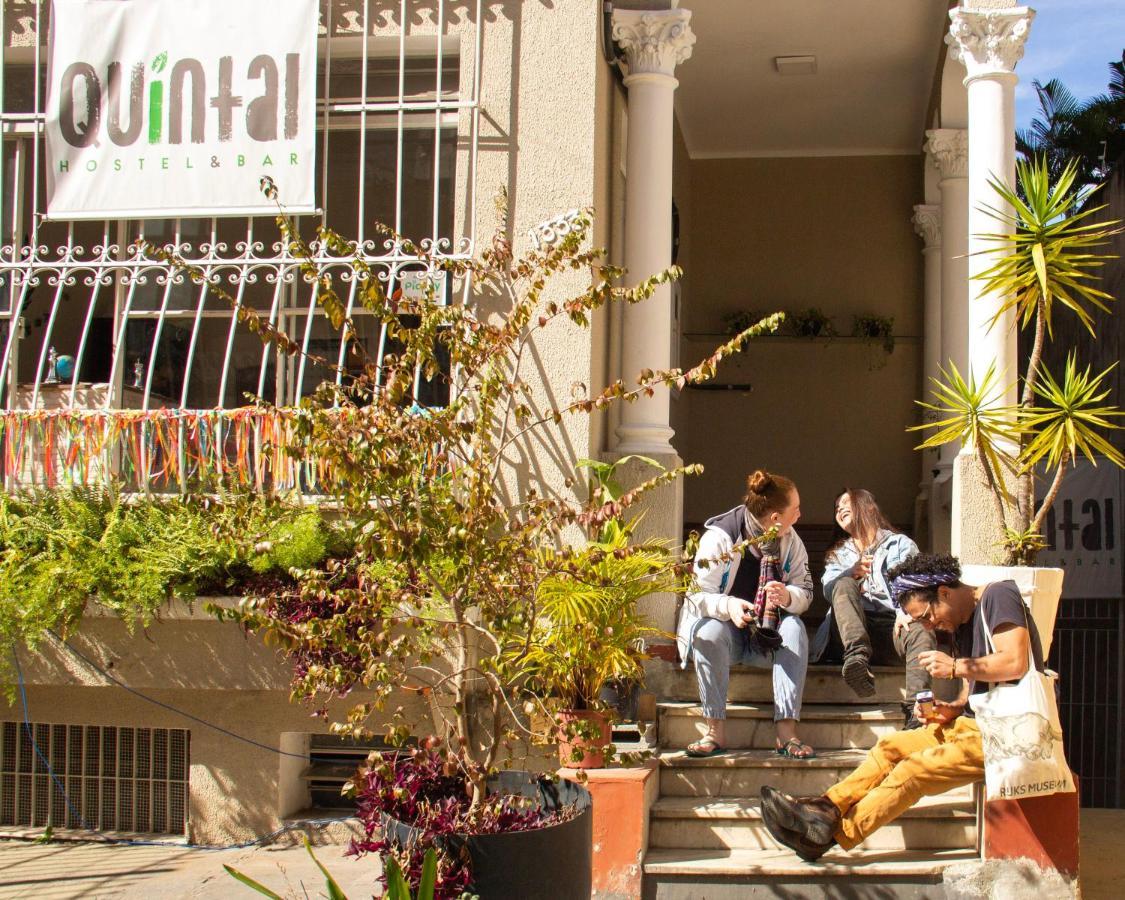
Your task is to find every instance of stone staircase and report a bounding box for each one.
[643,664,980,899]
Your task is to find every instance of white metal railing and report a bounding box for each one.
[0,1,480,490]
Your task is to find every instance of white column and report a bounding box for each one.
[611,8,695,454]
[923,128,967,553]
[946,4,1035,407]
[945,4,1035,559]
[913,205,943,437]
[912,204,942,550]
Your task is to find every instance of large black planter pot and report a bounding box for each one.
[383,771,592,900]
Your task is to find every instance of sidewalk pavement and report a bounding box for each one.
[2,808,1122,898]
[0,835,382,899]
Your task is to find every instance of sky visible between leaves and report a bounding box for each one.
[1014,0,1125,132]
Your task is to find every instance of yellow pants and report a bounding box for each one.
[826,717,984,850]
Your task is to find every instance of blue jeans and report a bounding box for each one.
[692,614,808,721]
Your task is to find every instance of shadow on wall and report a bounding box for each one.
[22,616,294,693]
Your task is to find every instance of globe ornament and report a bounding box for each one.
[54,354,76,382]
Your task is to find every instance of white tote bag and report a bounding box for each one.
[968,607,1075,801]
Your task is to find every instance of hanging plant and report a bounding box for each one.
[786,307,837,338]
[852,314,895,355]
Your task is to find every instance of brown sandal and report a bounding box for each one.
[776,737,817,759]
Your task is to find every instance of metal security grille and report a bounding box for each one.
[0,721,190,834]
[0,1,481,490]
[1049,597,1124,808]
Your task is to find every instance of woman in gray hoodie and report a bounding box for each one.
[676,470,815,758]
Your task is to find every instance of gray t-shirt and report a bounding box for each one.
[954,580,1045,716]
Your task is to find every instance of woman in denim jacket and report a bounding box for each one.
[810,489,934,719]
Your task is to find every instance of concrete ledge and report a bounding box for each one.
[79,596,244,621]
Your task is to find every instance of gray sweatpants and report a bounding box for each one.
[692,614,808,721]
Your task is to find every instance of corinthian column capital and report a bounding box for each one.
[611,8,696,83]
[924,128,968,180]
[913,204,942,250]
[946,6,1035,82]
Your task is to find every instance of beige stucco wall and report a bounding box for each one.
[469,1,609,498]
[13,604,567,843]
[671,154,925,529]
[14,607,435,843]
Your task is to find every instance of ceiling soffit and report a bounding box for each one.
[669,1,951,158]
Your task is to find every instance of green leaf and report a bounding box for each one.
[384,856,412,900]
[1031,241,1049,301]
[418,848,438,900]
[222,865,286,899]
[305,836,349,900]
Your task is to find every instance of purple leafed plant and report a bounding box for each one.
[347,743,571,899]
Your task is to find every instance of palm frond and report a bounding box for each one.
[1020,354,1125,470]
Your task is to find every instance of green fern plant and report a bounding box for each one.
[0,491,344,679]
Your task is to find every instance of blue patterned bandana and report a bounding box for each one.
[890,571,958,607]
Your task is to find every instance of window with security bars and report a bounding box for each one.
[0,721,190,834]
[0,1,481,490]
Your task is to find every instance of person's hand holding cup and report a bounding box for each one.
[853,552,873,582]
[730,598,755,628]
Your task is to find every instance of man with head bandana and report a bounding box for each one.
[758,553,1044,861]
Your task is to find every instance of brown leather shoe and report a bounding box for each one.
[760,785,841,852]
[760,809,834,862]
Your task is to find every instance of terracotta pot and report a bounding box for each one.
[556,708,611,768]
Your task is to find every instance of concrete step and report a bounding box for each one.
[642,847,979,900]
[659,702,904,751]
[663,663,909,705]
[649,793,976,852]
[658,748,872,798]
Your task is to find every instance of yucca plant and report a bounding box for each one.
[913,156,1124,564]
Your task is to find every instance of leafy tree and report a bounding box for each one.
[1017,53,1125,190]
[151,188,783,802]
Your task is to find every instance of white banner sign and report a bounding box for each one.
[46,0,318,219]
[1036,460,1123,598]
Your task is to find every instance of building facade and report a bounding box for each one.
[2,0,1118,863]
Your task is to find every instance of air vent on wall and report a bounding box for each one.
[0,722,189,835]
[775,55,818,76]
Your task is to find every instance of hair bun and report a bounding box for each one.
[747,470,772,495]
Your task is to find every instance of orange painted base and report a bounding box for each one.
[559,761,659,900]
[984,783,1081,878]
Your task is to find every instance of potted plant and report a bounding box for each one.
[521,456,683,768]
[151,185,783,896]
[787,306,837,338]
[914,156,1123,565]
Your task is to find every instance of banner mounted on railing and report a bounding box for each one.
[45,0,318,220]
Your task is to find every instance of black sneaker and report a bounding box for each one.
[842,655,876,698]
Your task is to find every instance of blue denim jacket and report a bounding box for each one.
[810,530,918,662]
